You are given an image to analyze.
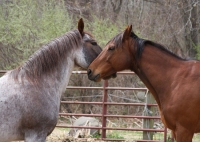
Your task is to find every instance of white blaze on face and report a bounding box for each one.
[74,48,88,69]
[83,33,92,41]
[75,34,92,69]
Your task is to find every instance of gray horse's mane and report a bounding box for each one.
[10,29,82,82]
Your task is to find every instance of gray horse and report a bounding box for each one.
[0,18,102,142]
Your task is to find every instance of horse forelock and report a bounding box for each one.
[106,32,123,48]
[10,29,82,82]
[107,31,139,48]
[105,31,143,60]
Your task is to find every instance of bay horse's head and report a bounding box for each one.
[87,25,135,82]
[76,18,102,69]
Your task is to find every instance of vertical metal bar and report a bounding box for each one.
[102,80,108,139]
[164,127,167,142]
[171,130,175,142]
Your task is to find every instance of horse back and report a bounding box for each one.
[0,73,58,141]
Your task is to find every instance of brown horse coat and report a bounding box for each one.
[88,25,200,142]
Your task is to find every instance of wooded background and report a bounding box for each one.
[0,0,199,70]
[0,0,200,130]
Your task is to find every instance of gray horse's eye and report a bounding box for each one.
[91,42,97,46]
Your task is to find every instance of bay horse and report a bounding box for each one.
[87,25,200,142]
[0,18,102,142]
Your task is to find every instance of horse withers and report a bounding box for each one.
[88,25,200,142]
[0,18,102,142]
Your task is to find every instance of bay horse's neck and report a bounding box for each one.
[134,44,185,108]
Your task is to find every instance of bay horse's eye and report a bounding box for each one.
[91,42,97,46]
[108,46,115,51]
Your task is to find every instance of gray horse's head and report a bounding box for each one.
[74,18,102,69]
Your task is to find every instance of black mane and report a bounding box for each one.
[130,32,186,61]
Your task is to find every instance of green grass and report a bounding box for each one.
[106,132,124,139]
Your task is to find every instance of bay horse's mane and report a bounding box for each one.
[11,29,84,82]
[109,31,186,61]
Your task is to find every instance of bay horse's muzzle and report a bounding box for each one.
[87,69,99,81]
[87,69,117,82]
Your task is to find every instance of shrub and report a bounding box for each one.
[0,0,73,69]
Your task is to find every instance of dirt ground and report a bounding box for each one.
[14,128,109,142]
[46,128,69,142]
[48,127,128,142]
[46,128,125,142]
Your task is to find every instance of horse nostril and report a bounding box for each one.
[87,69,92,76]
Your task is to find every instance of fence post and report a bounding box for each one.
[164,127,168,142]
[143,91,155,140]
[102,80,108,139]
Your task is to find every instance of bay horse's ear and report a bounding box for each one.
[122,25,132,42]
[78,18,84,36]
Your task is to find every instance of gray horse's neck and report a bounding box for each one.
[8,55,75,101]
[56,58,75,96]
[42,57,75,99]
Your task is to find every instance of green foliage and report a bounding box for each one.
[0,0,73,69]
[195,44,200,60]
[91,131,124,139]
[91,133,101,138]
[106,132,124,139]
[0,0,126,69]
[89,16,123,47]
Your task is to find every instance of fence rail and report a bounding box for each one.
[61,101,158,106]
[0,70,167,142]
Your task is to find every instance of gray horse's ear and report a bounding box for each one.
[122,25,132,42]
[78,18,84,36]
